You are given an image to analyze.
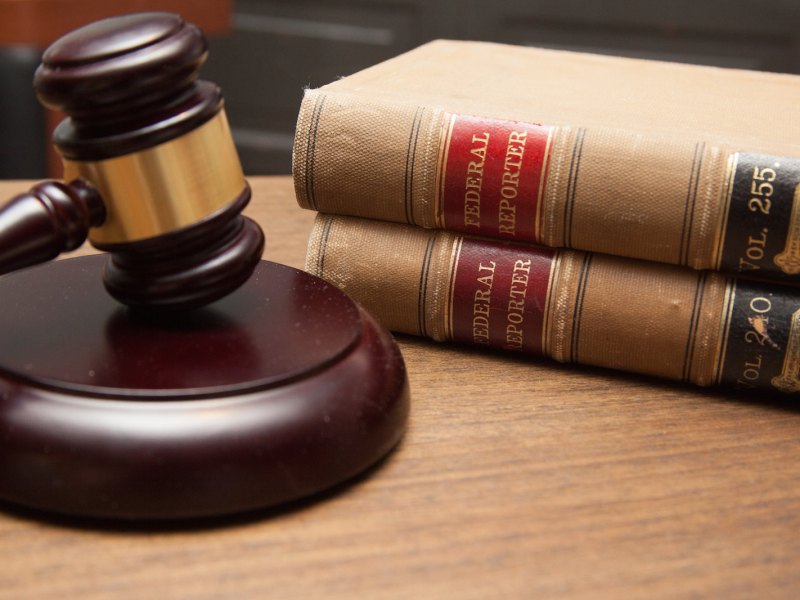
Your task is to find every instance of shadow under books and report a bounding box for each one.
[393,333,800,414]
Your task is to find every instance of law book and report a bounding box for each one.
[306,214,800,396]
[293,40,800,286]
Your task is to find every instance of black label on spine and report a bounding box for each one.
[719,153,800,282]
[719,279,800,394]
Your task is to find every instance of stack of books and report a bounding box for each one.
[291,40,800,395]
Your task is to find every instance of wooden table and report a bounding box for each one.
[1,176,799,599]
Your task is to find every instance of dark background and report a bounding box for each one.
[3,0,800,178]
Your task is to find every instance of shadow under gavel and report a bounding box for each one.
[0,12,265,309]
[0,11,411,522]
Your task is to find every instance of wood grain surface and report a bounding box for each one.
[1,177,799,599]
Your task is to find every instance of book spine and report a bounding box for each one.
[294,89,800,285]
[306,214,800,395]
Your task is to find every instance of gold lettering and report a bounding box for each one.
[467,161,484,175]
[511,272,529,286]
[463,132,490,229]
[473,317,490,344]
[473,297,491,315]
[498,203,517,235]
[465,189,482,201]
[507,298,525,312]
[497,130,527,237]
[513,259,532,272]
[507,311,524,324]
[774,184,800,274]
[465,201,480,227]
[506,323,523,348]
[470,132,490,162]
[476,274,494,288]
[465,176,482,190]
[472,260,496,344]
[504,257,531,350]
[508,130,527,145]
[501,169,520,187]
[773,308,800,392]
[474,288,492,303]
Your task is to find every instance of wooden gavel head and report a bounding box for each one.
[0,12,264,309]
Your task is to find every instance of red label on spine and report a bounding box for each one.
[437,113,553,243]
[449,238,555,355]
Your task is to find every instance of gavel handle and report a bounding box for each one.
[0,180,106,275]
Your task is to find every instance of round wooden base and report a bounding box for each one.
[0,256,409,520]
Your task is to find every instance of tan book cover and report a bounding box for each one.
[294,40,800,285]
[306,214,800,395]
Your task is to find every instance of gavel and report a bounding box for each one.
[0,12,265,309]
[0,11,410,521]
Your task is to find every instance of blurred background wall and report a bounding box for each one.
[2,0,800,178]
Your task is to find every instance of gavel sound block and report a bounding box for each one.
[0,13,409,520]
